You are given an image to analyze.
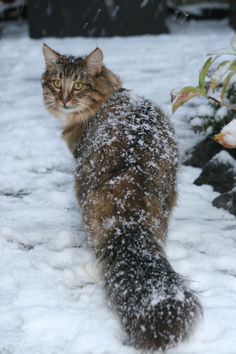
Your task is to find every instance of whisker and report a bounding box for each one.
[78,102,96,116]
[77,106,89,125]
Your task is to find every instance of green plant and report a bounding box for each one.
[187,82,236,135]
[172,34,236,113]
[171,34,236,148]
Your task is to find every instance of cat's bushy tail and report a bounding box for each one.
[99,223,202,351]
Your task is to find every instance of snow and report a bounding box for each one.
[140,0,150,9]
[177,2,229,16]
[0,19,236,354]
[211,150,236,169]
[221,119,236,147]
[214,119,236,148]
[215,106,228,120]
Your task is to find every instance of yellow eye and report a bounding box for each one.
[73,82,83,91]
[53,79,62,89]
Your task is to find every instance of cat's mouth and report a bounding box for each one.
[58,106,78,113]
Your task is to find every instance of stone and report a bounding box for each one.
[213,189,236,216]
[194,151,236,193]
[183,135,236,168]
[183,136,221,168]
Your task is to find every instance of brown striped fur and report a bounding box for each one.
[42,44,202,351]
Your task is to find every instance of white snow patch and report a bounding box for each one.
[212,150,236,169]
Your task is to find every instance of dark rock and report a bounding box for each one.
[194,151,236,193]
[183,136,221,168]
[184,135,236,168]
[230,0,236,30]
[229,149,236,160]
[213,189,236,216]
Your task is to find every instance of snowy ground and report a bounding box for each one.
[0,19,236,354]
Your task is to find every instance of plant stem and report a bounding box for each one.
[207,95,236,111]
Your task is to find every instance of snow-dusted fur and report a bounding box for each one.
[102,225,201,350]
[75,90,202,350]
[42,47,202,351]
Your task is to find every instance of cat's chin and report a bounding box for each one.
[47,107,74,125]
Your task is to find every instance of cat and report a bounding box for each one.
[41,44,202,351]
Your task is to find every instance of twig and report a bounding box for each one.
[207,95,236,112]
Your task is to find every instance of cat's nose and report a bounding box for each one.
[60,95,71,107]
[61,98,69,106]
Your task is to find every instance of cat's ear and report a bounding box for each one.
[85,47,103,76]
[42,43,60,68]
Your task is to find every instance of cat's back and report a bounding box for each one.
[80,88,178,169]
[76,89,178,206]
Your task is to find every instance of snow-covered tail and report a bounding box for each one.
[100,222,202,350]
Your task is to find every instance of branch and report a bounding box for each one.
[207,95,236,112]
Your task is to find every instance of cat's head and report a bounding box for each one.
[41,44,121,124]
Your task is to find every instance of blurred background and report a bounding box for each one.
[0,0,235,38]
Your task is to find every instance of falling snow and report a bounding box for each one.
[0,19,235,354]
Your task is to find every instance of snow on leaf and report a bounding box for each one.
[213,132,236,149]
[214,119,236,149]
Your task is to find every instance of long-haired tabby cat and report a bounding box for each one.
[41,44,202,351]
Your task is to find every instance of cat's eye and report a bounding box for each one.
[73,82,83,91]
[53,79,62,89]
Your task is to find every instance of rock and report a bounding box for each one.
[183,136,221,168]
[194,151,236,193]
[183,135,236,168]
[213,189,236,216]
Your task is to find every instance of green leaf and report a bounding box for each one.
[231,33,236,51]
[209,60,232,92]
[208,49,236,56]
[221,71,236,100]
[199,57,214,91]
[229,60,236,72]
[172,86,203,113]
[216,60,232,70]
[181,86,203,94]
